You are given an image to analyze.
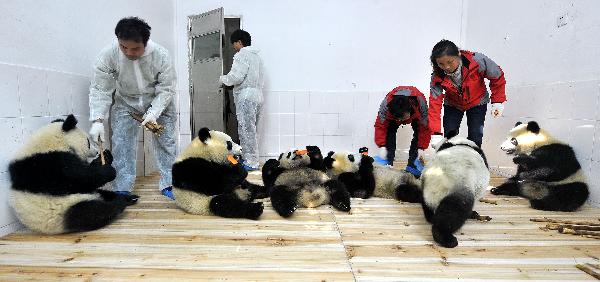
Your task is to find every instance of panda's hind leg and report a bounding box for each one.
[64,198,128,233]
[431,191,475,248]
[395,183,423,203]
[270,185,299,217]
[326,180,351,212]
[209,193,264,220]
[530,182,589,212]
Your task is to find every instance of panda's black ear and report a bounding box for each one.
[446,130,458,139]
[327,151,335,157]
[198,128,211,144]
[62,114,78,132]
[278,153,284,160]
[514,121,523,127]
[348,154,355,162]
[526,121,540,134]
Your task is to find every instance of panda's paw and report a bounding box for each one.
[432,227,458,248]
[100,166,117,182]
[490,182,519,196]
[331,195,351,212]
[245,202,264,220]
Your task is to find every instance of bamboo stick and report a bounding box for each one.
[98,137,105,165]
[559,227,600,237]
[479,198,499,205]
[576,264,600,280]
[530,217,600,226]
[128,112,164,135]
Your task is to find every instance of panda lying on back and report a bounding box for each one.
[421,134,490,248]
[171,128,265,220]
[492,121,589,211]
[265,149,351,217]
[323,148,422,202]
[9,115,134,234]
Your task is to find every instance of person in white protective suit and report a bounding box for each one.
[88,17,177,200]
[220,29,264,171]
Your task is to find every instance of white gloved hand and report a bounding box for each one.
[378,147,388,159]
[141,112,158,126]
[89,122,105,143]
[417,149,425,160]
[429,134,444,148]
[491,103,504,117]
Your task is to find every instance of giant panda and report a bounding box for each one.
[492,121,589,211]
[420,134,490,248]
[264,149,351,217]
[323,148,422,203]
[171,127,265,220]
[8,115,133,234]
[261,145,325,195]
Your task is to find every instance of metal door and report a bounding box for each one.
[188,8,225,137]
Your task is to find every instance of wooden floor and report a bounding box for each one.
[1,170,600,281]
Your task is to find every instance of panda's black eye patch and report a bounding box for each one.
[226,141,232,151]
[287,152,292,159]
[348,154,355,162]
[510,138,518,146]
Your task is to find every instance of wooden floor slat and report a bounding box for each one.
[1,171,599,281]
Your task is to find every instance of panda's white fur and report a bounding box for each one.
[423,136,489,210]
[172,128,263,219]
[10,191,99,234]
[420,136,490,248]
[9,115,125,234]
[493,121,589,211]
[325,151,420,200]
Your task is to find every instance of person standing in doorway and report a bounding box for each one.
[220,29,264,171]
[428,39,506,148]
[88,17,177,200]
[374,86,431,177]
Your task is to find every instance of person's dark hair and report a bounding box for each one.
[388,96,413,118]
[115,17,151,46]
[430,39,460,77]
[230,29,251,46]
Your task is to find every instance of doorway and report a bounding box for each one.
[187,8,241,143]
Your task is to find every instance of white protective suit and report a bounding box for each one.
[219,46,264,169]
[89,40,177,192]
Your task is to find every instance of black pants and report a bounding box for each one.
[443,104,487,147]
[385,120,419,167]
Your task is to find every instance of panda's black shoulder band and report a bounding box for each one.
[198,128,211,143]
[62,114,78,132]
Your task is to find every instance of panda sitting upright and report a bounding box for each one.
[265,149,351,217]
[9,115,134,234]
[323,148,422,203]
[420,133,490,248]
[492,121,589,211]
[171,128,265,220]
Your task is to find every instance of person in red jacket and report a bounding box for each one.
[374,86,431,176]
[428,39,506,148]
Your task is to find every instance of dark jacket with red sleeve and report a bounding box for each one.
[374,86,431,150]
[428,50,506,133]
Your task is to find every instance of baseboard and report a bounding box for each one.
[0,221,23,238]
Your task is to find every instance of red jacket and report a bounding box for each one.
[374,86,431,150]
[428,50,506,133]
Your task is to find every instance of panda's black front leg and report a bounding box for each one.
[241,180,269,199]
[512,154,535,169]
[356,155,376,198]
[518,167,554,180]
[490,177,521,196]
[261,159,283,190]
[270,185,299,218]
[209,193,264,220]
[325,180,351,212]
[96,189,138,205]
